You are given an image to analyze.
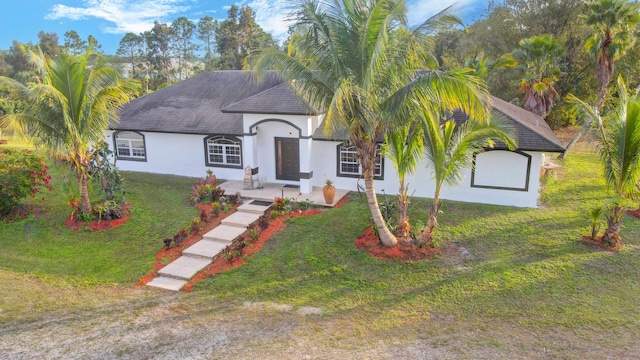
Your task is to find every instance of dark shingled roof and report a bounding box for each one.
[313,96,566,153]
[115,71,286,135]
[221,83,318,115]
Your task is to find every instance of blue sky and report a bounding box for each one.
[2,0,487,55]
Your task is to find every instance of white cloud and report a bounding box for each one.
[45,0,190,34]
[247,0,295,41]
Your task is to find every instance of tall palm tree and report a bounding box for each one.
[512,34,566,118]
[569,78,640,247]
[419,109,516,246]
[562,0,640,157]
[383,122,423,244]
[0,45,130,215]
[251,0,490,247]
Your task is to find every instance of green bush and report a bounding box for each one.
[0,149,52,215]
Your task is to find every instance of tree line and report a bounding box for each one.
[0,5,277,93]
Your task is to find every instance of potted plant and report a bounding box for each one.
[323,179,336,204]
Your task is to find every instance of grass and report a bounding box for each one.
[0,161,199,286]
[197,145,640,336]
[1,144,639,356]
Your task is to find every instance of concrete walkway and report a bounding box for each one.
[146,201,271,291]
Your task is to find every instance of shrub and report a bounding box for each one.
[189,170,224,203]
[211,201,221,217]
[248,227,261,242]
[0,149,53,215]
[93,200,124,222]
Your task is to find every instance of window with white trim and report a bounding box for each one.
[114,131,146,161]
[337,143,383,179]
[205,135,242,167]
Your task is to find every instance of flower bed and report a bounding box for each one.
[355,225,438,262]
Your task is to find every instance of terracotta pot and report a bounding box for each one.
[323,185,336,204]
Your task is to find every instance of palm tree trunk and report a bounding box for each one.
[396,182,411,244]
[362,159,397,247]
[419,193,442,247]
[602,204,623,247]
[77,170,92,215]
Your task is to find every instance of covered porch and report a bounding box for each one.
[218,180,350,207]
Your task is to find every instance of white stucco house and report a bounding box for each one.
[106,71,565,208]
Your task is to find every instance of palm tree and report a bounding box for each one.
[512,34,566,119]
[383,123,423,244]
[569,78,640,247]
[0,45,130,215]
[562,0,640,157]
[418,109,516,246]
[251,0,490,247]
[464,52,516,81]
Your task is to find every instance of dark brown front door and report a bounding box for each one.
[275,137,299,181]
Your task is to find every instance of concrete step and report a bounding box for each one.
[146,276,187,291]
[202,224,247,244]
[182,239,228,260]
[237,202,271,214]
[221,211,261,228]
[158,256,211,281]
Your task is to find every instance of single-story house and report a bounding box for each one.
[105,70,565,208]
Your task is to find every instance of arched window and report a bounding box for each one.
[204,135,242,168]
[336,143,383,179]
[114,131,146,161]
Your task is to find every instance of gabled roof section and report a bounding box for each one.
[489,96,565,152]
[314,95,566,153]
[115,71,285,135]
[221,83,319,115]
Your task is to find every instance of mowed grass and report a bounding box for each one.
[197,146,640,335]
[0,162,199,286]
[2,144,639,349]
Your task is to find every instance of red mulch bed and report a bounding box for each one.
[581,235,620,252]
[334,195,349,208]
[355,225,439,262]
[65,203,131,231]
[627,208,640,220]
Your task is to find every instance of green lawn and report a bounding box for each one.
[0,163,199,286]
[197,146,640,335]
[1,146,639,344]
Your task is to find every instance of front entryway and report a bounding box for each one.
[275,137,300,181]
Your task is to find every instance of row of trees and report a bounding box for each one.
[253,0,640,249]
[116,5,278,90]
[434,0,640,130]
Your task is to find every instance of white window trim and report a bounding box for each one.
[205,135,243,168]
[114,131,146,161]
[337,143,383,179]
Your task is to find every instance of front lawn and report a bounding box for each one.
[197,146,640,338]
[1,145,639,357]
[0,164,199,286]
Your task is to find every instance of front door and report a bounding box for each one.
[275,137,300,181]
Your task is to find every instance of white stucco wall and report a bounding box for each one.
[105,130,244,179]
[310,140,543,208]
[106,127,544,208]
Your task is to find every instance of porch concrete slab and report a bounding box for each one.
[221,211,261,228]
[183,239,228,260]
[237,202,271,214]
[218,181,349,207]
[146,276,187,291]
[158,256,211,281]
[203,224,247,243]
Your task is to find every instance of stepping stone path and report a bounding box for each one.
[147,201,271,291]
